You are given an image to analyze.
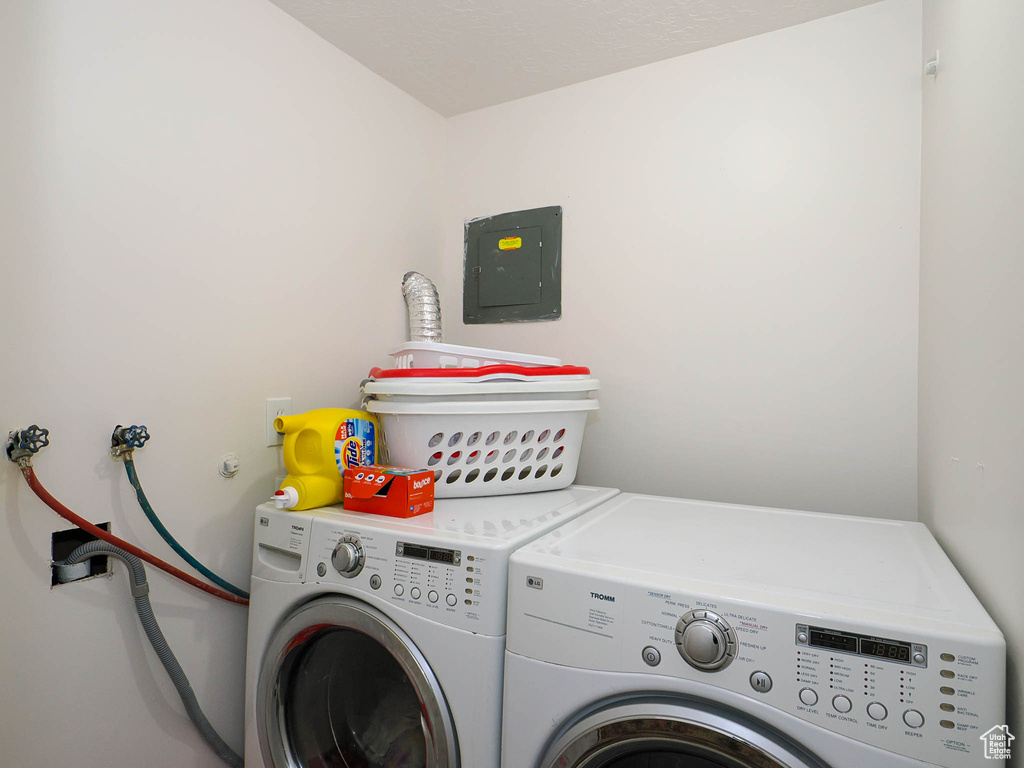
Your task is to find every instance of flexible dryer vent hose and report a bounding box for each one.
[56,541,243,768]
[402,271,442,343]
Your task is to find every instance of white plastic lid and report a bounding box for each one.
[365,399,600,415]
[389,342,561,368]
[363,378,600,397]
[272,487,299,510]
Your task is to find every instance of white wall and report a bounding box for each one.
[0,1,444,766]
[919,0,1024,751]
[442,0,922,518]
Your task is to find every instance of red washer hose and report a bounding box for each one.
[22,466,248,607]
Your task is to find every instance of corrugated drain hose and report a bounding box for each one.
[21,466,247,606]
[56,541,243,768]
[123,457,249,599]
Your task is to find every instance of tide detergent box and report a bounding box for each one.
[343,465,435,518]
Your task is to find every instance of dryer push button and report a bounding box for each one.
[749,671,773,693]
[799,688,818,707]
[867,702,888,721]
[832,695,853,714]
[642,646,661,667]
[903,709,925,729]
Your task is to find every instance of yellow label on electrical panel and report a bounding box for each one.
[498,236,522,251]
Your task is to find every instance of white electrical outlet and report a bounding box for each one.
[266,398,292,447]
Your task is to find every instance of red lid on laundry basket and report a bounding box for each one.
[367,364,590,380]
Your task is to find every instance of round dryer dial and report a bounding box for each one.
[331,535,365,578]
[675,610,737,671]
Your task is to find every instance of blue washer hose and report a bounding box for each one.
[123,457,249,599]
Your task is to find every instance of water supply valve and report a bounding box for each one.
[110,424,150,459]
[6,425,50,464]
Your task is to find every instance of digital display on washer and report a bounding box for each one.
[806,625,915,664]
[397,542,459,565]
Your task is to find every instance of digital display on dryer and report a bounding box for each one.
[803,625,921,666]
[809,629,859,653]
[860,638,911,662]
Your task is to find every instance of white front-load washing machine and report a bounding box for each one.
[243,485,618,768]
[502,494,1005,768]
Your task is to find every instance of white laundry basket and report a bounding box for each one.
[364,399,598,498]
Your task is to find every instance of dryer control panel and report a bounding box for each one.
[507,567,1007,768]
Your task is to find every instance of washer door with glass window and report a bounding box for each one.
[541,698,830,768]
[256,595,459,768]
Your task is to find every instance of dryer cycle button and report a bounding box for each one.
[832,695,852,714]
[799,688,818,707]
[642,646,661,667]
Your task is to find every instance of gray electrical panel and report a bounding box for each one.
[464,206,561,324]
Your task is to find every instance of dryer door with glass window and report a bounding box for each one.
[542,698,829,768]
[256,595,458,768]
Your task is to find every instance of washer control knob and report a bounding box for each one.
[867,702,888,721]
[642,646,662,667]
[675,610,737,671]
[799,688,818,707]
[832,695,853,714]
[446,593,457,606]
[428,590,439,603]
[903,709,925,729]
[331,535,365,577]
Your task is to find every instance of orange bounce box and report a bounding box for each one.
[343,466,435,518]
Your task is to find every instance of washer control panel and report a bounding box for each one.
[305,515,507,636]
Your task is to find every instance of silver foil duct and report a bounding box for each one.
[402,271,442,343]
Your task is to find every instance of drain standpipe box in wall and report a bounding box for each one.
[343,466,435,518]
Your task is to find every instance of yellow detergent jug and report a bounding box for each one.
[272,408,379,511]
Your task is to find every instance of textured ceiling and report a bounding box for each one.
[268,0,883,116]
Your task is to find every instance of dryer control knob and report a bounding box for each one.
[331,535,365,578]
[675,610,737,672]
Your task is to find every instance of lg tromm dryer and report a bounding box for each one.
[243,485,618,768]
[501,493,1005,768]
